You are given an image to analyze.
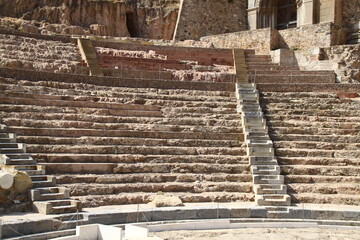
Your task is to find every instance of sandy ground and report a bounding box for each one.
[150,228,360,240]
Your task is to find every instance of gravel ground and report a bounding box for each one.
[150,228,360,240]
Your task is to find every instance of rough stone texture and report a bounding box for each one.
[199,23,343,54]
[0,171,32,205]
[0,71,252,207]
[260,91,360,205]
[174,0,248,40]
[0,34,86,74]
[278,22,344,50]
[0,0,179,40]
[200,28,276,54]
[323,44,360,83]
[148,194,184,207]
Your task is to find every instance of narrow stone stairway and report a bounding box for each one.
[235,83,291,208]
[0,124,81,214]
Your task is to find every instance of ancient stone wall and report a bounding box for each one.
[174,0,248,41]
[199,28,277,54]
[323,44,360,83]
[278,22,344,50]
[0,0,179,40]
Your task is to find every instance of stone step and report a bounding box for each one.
[0,147,25,154]
[35,153,248,164]
[3,118,241,134]
[270,127,359,136]
[278,157,360,166]
[254,184,287,195]
[288,183,360,195]
[266,206,290,218]
[1,152,32,160]
[0,85,235,104]
[249,74,335,84]
[64,182,253,196]
[276,148,360,158]
[266,114,360,123]
[33,199,81,214]
[2,164,45,175]
[249,70,334,75]
[44,162,250,174]
[285,175,360,184]
[0,104,162,118]
[274,141,360,151]
[0,143,23,148]
[255,194,291,206]
[26,144,246,156]
[17,136,242,148]
[0,156,36,165]
[0,111,241,127]
[0,137,15,143]
[290,193,360,205]
[0,92,238,110]
[0,78,235,98]
[247,140,273,146]
[74,192,254,207]
[55,173,252,184]
[261,99,360,109]
[268,120,360,130]
[8,127,241,140]
[251,165,280,175]
[247,64,299,71]
[261,92,338,99]
[264,109,360,117]
[271,134,360,143]
[0,93,160,111]
[31,187,70,201]
[247,147,274,157]
[253,175,284,184]
[261,183,289,195]
[0,105,239,119]
[249,156,278,165]
[32,176,56,188]
[281,165,360,176]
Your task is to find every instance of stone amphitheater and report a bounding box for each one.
[0,0,360,239]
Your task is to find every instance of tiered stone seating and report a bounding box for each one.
[0,124,81,214]
[260,92,360,205]
[0,34,87,74]
[94,43,236,82]
[0,76,253,208]
[245,52,336,84]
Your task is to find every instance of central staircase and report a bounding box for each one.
[233,49,291,207]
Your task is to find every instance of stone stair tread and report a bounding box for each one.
[8,127,241,140]
[74,191,254,207]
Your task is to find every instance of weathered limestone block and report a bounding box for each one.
[19,22,40,34]
[148,193,184,207]
[61,25,86,35]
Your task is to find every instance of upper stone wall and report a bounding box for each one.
[174,0,248,41]
[0,0,180,40]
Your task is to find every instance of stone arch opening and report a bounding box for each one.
[257,0,299,29]
[126,12,139,37]
[277,0,297,29]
